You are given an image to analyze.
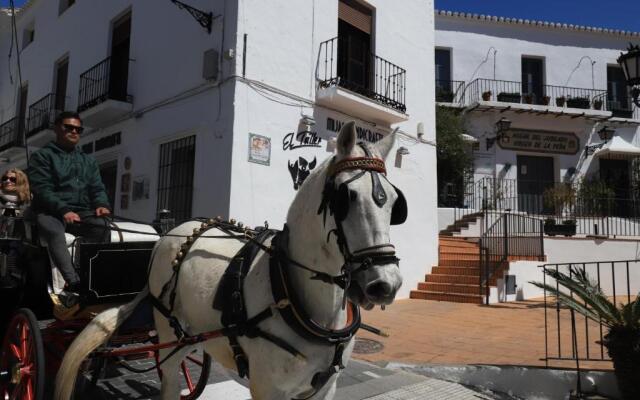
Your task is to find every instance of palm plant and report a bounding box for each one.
[531,266,640,399]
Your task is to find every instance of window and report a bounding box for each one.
[59,0,75,15]
[607,65,631,116]
[435,48,452,101]
[22,23,35,49]
[157,136,196,223]
[521,57,545,104]
[54,57,69,112]
[337,0,373,93]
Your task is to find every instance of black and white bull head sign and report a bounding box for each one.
[288,156,317,190]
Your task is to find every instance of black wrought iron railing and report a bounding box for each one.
[0,117,25,152]
[78,56,132,113]
[27,93,59,137]
[317,37,407,112]
[435,79,465,103]
[445,177,640,237]
[480,212,544,304]
[606,95,640,119]
[540,260,639,366]
[465,78,608,110]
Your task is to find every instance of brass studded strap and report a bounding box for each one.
[327,157,386,177]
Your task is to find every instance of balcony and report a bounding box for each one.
[464,78,611,118]
[607,96,640,120]
[0,117,25,157]
[316,37,408,125]
[27,93,59,147]
[436,79,465,104]
[77,56,133,128]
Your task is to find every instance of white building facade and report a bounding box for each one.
[435,11,640,221]
[0,0,438,299]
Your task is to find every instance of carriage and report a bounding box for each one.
[0,214,213,400]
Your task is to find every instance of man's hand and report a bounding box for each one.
[96,207,111,217]
[63,211,81,224]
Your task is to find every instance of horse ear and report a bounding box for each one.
[337,121,357,156]
[375,130,396,161]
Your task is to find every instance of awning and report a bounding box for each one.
[461,133,479,143]
[593,136,640,159]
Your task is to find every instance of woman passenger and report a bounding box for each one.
[0,168,30,217]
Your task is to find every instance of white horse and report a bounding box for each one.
[55,121,405,400]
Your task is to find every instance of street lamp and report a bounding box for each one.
[486,117,512,150]
[617,43,640,107]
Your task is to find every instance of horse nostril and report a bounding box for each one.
[366,281,392,299]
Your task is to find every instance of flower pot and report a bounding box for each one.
[566,97,590,109]
[544,221,576,237]
[482,91,492,101]
[497,92,521,103]
[556,97,566,107]
[605,329,640,400]
[542,96,551,105]
[593,100,603,110]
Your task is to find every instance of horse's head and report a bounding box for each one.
[315,121,405,309]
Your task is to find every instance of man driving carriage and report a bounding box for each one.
[27,111,111,299]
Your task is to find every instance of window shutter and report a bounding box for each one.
[338,1,371,34]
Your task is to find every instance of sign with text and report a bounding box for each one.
[499,129,579,155]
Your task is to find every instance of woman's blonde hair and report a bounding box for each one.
[4,168,30,204]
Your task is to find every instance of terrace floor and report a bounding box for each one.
[354,298,615,371]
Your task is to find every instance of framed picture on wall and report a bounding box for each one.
[248,133,271,166]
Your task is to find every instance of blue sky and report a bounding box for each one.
[435,0,640,33]
[3,0,640,33]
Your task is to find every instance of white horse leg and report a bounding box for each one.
[153,308,193,400]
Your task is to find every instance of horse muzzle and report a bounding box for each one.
[347,255,402,309]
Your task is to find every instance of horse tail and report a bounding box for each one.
[54,286,149,400]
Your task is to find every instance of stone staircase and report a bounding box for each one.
[439,212,483,236]
[410,236,487,303]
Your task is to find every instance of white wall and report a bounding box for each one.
[509,237,640,301]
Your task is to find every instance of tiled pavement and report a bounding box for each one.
[46,298,611,398]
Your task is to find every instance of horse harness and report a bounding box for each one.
[148,144,408,399]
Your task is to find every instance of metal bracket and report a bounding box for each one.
[585,142,605,155]
[170,0,218,34]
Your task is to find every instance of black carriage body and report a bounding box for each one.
[77,241,155,304]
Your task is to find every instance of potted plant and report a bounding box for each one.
[436,87,455,102]
[593,98,603,110]
[497,92,521,103]
[566,96,591,109]
[542,95,551,105]
[542,218,577,236]
[531,267,640,399]
[556,96,566,107]
[482,90,492,101]
[523,93,534,104]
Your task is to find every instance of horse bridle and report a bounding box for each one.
[316,143,407,299]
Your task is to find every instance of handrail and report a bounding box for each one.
[0,117,25,152]
[27,93,58,137]
[78,55,132,112]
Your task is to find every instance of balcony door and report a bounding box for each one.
[337,0,372,94]
[435,48,452,101]
[522,57,544,104]
[600,159,630,217]
[517,155,554,215]
[607,66,631,117]
[54,57,69,112]
[110,12,131,102]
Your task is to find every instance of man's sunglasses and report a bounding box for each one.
[62,124,84,134]
[1,176,17,183]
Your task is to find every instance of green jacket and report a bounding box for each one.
[27,142,110,217]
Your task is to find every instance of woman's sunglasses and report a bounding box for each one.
[2,176,17,183]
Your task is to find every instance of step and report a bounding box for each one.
[425,274,496,286]
[410,290,483,304]
[439,247,479,255]
[418,282,481,295]
[438,259,480,268]
[431,266,480,276]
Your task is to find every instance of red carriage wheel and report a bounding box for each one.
[156,350,211,400]
[0,309,45,400]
